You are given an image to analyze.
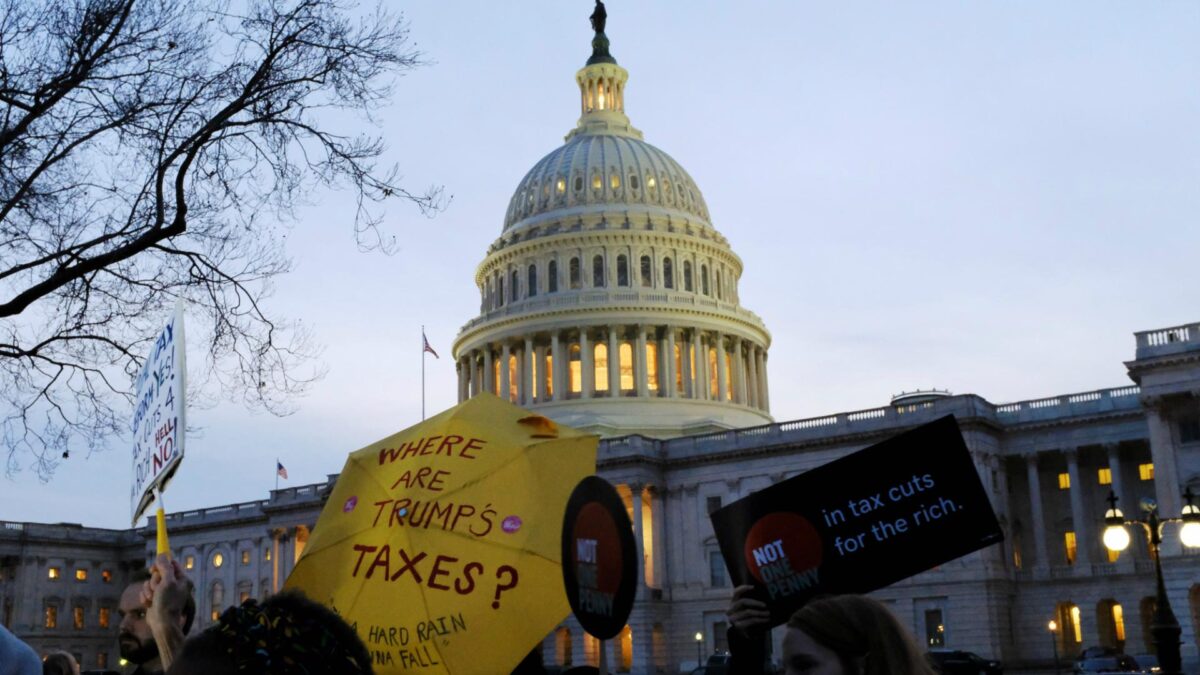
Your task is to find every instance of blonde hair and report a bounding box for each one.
[787,595,937,675]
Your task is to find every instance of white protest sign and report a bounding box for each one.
[130,304,186,526]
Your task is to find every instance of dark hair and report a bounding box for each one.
[128,567,197,635]
[42,651,75,675]
[174,590,373,675]
[788,595,937,675]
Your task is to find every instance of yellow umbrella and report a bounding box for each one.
[285,393,598,675]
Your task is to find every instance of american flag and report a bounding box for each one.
[423,332,439,359]
[276,461,288,480]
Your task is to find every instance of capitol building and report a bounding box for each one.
[3,10,1200,675]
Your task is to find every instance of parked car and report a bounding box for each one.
[702,652,732,675]
[1073,655,1140,673]
[927,648,1003,675]
[1129,653,1160,673]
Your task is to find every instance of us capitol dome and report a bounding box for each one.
[452,12,772,437]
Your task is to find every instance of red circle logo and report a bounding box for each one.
[572,501,623,594]
[743,512,823,583]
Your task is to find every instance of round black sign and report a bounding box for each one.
[561,475,638,639]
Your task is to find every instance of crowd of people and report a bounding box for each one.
[1,556,938,674]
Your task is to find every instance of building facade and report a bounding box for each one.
[3,12,1200,675]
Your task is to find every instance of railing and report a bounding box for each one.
[992,385,1141,421]
[2,522,24,531]
[1135,322,1200,359]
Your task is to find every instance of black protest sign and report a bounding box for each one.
[561,476,638,640]
[711,415,1003,626]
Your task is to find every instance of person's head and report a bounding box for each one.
[168,590,372,675]
[41,651,78,675]
[118,568,196,666]
[784,595,936,675]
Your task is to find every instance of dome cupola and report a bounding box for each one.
[453,3,772,438]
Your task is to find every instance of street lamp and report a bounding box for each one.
[1047,620,1060,675]
[1101,489,1200,675]
[694,631,704,668]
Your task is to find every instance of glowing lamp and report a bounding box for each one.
[1103,524,1131,552]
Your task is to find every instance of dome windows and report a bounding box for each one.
[616,255,629,287]
[646,175,656,191]
[569,257,581,289]
[592,172,602,191]
[548,260,558,293]
[629,174,640,191]
[510,270,519,302]
[574,175,584,192]
[701,264,710,296]
[639,255,652,287]
[663,258,674,289]
[683,261,693,292]
[609,172,620,190]
[528,265,538,297]
[556,178,566,195]
[592,255,606,287]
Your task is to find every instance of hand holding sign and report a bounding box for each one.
[711,415,1003,626]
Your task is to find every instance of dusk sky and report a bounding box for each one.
[4,1,1198,528]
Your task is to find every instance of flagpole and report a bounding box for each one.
[421,325,426,421]
[275,457,279,492]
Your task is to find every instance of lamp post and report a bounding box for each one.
[1047,620,1060,675]
[1101,489,1200,675]
[694,631,704,669]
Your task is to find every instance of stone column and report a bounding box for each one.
[1065,448,1092,566]
[754,348,766,410]
[649,486,667,588]
[635,326,649,398]
[500,343,511,402]
[1025,455,1050,568]
[523,338,534,405]
[760,351,771,412]
[608,327,620,398]
[692,332,706,400]
[470,353,481,397]
[665,329,677,398]
[733,339,747,404]
[1105,443,1130,517]
[580,329,592,399]
[456,360,465,402]
[629,483,646,589]
[1145,405,1183,518]
[666,486,685,589]
[535,343,548,403]
[482,347,494,396]
[680,332,693,398]
[551,332,563,401]
[715,335,728,402]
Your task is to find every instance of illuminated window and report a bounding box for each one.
[646,341,658,393]
[592,172,602,191]
[1070,605,1082,643]
[493,358,500,395]
[924,609,945,647]
[211,581,225,622]
[708,348,718,398]
[555,177,566,195]
[45,604,57,629]
[212,552,224,568]
[569,257,581,289]
[640,255,652,287]
[531,354,538,403]
[508,355,519,402]
[568,344,582,394]
[674,344,683,394]
[73,606,84,629]
[683,261,693,291]
[725,352,734,401]
[1139,463,1154,480]
[618,624,633,671]
[99,607,110,629]
[594,344,609,392]
[646,174,656,191]
[97,652,108,669]
[619,342,634,392]
[1098,468,1112,485]
[1064,532,1077,565]
[610,172,620,190]
[241,550,250,566]
[548,260,558,293]
[592,256,605,288]
[240,591,250,604]
[1058,473,1071,490]
[1107,546,1120,563]
[74,569,87,581]
[185,555,195,570]
[264,547,271,562]
[528,265,538,297]
[663,258,674,289]
[1112,603,1126,642]
[544,353,553,398]
[48,567,60,580]
[101,569,112,583]
[616,255,628,287]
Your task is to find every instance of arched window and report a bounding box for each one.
[544,352,553,398]
[497,276,504,307]
[568,344,582,395]
[548,260,558,293]
[528,264,538,297]
[1096,599,1126,651]
[629,174,640,191]
[708,347,718,398]
[645,341,658,393]
[640,255,652,287]
[556,627,573,667]
[510,270,519,302]
[569,257,581,289]
[674,344,683,394]
[683,261,693,292]
[210,580,225,622]
[617,624,633,672]
[592,172,602,191]
[507,355,518,402]
[593,255,605,287]
[701,265,710,296]
[617,255,629,287]
[663,258,674,289]
[574,175,584,192]
[725,351,734,401]
[594,343,609,392]
[619,342,634,393]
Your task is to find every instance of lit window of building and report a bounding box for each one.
[101,569,112,583]
[1064,532,1077,565]
[1139,463,1154,480]
[1112,603,1126,642]
[185,555,195,570]
[99,607,110,629]
[1058,473,1070,490]
[645,341,658,393]
[594,344,608,392]
[1070,605,1083,643]
[44,604,57,629]
[74,569,87,581]
[241,550,250,566]
[73,606,84,629]
[97,652,108,669]
[1098,468,1112,485]
[212,552,224,568]
[48,567,60,580]
[264,547,272,562]
[619,342,634,392]
[924,609,945,647]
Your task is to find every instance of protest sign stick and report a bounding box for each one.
[597,639,608,675]
[154,486,171,558]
